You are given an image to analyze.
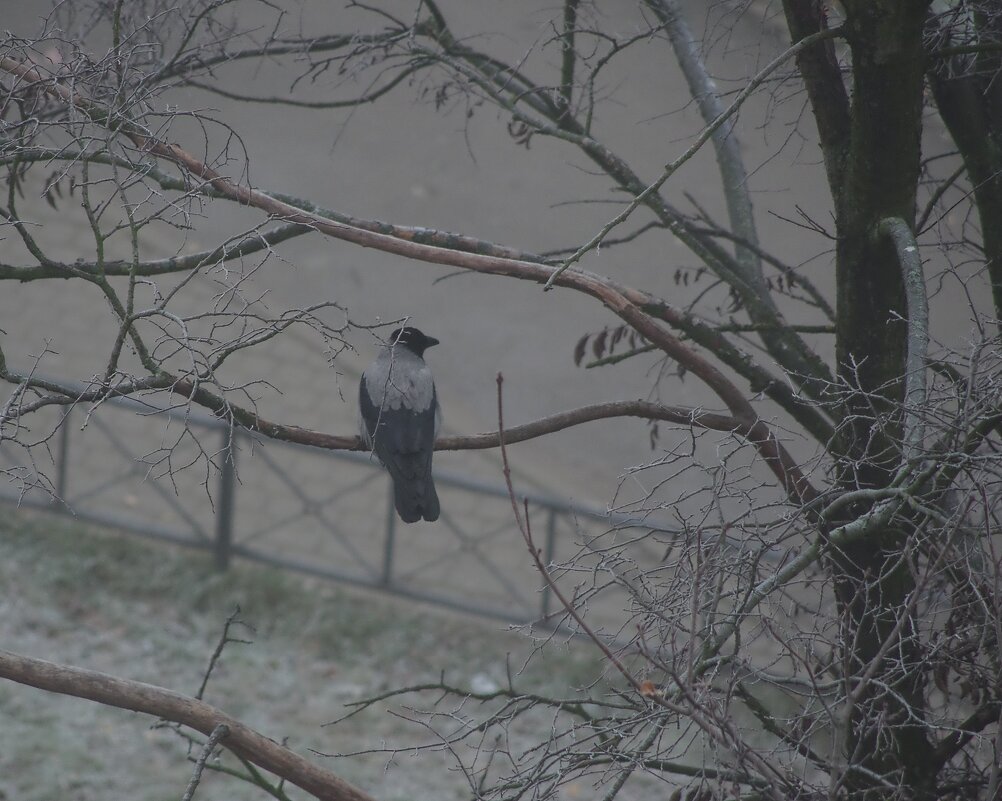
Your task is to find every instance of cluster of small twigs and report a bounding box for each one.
[0,8,365,493]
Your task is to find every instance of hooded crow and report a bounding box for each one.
[359,327,441,523]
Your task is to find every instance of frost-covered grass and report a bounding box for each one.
[0,507,607,801]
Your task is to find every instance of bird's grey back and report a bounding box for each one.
[359,342,441,522]
[361,346,436,414]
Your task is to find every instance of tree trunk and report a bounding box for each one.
[928,9,1002,325]
[831,1,936,797]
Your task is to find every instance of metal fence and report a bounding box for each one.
[0,391,680,628]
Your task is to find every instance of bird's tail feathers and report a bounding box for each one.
[389,457,439,523]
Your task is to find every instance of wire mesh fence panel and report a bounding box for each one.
[1,403,219,544]
[67,408,219,542]
[382,483,543,619]
[228,434,390,584]
[0,395,683,629]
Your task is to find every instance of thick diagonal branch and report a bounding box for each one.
[0,649,378,801]
[0,56,819,508]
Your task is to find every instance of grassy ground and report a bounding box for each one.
[0,507,608,801]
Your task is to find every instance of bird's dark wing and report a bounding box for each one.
[360,380,439,522]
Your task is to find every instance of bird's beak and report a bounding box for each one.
[426,336,440,347]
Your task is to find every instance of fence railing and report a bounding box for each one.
[0,390,682,628]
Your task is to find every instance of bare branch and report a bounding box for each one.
[495,373,644,693]
[0,222,313,280]
[878,216,929,462]
[545,24,845,287]
[182,723,230,801]
[0,52,822,506]
[0,648,379,801]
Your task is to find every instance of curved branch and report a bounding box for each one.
[695,455,943,677]
[169,384,753,452]
[181,59,428,108]
[0,146,834,443]
[153,31,398,84]
[878,217,928,462]
[0,649,378,801]
[440,400,743,448]
[0,222,312,280]
[0,55,819,507]
[0,353,768,458]
[186,371,817,505]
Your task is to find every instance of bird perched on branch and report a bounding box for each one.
[359,326,441,523]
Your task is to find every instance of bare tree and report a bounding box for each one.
[1,1,1001,799]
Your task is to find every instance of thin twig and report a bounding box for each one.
[495,372,643,693]
[196,607,253,701]
[544,25,846,289]
[182,723,230,801]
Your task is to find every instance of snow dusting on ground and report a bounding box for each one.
[0,508,650,801]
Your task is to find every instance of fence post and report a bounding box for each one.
[52,407,71,509]
[381,479,397,586]
[539,507,558,619]
[214,426,237,571]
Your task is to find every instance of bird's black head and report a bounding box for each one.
[389,326,439,357]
